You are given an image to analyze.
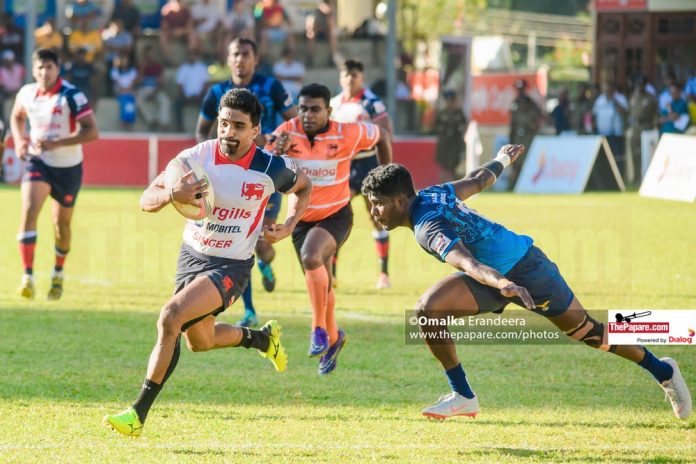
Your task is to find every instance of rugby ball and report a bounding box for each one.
[164,155,214,220]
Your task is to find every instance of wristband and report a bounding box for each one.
[494,152,511,168]
[481,160,504,180]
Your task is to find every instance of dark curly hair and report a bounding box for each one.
[361,164,416,199]
[219,88,263,127]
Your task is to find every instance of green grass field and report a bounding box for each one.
[0,185,694,463]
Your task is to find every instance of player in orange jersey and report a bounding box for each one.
[267,83,391,374]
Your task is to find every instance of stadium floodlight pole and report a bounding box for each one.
[385,0,397,129]
[23,0,36,83]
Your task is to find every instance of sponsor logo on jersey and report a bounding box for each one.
[212,206,252,221]
[191,230,234,249]
[432,232,452,257]
[73,92,89,107]
[297,159,338,186]
[206,222,242,234]
[241,182,264,200]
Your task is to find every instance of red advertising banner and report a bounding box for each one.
[2,135,440,189]
[594,0,647,11]
[470,71,547,126]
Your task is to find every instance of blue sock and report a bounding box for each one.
[639,348,673,383]
[242,281,255,314]
[445,363,475,398]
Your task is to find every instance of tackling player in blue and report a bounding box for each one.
[196,37,297,327]
[361,144,692,421]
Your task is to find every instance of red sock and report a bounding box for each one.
[306,267,329,330]
[18,231,37,274]
[373,230,389,274]
[55,246,69,271]
[326,288,339,345]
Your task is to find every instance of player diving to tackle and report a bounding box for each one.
[361,144,692,420]
[104,89,311,437]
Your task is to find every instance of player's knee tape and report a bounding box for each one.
[564,314,615,351]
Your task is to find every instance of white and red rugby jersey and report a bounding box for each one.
[15,78,93,167]
[180,140,298,260]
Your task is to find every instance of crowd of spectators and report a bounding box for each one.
[0,0,346,129]
[535,69,696,187]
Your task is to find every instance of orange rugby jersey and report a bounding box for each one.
[268,119,379,222]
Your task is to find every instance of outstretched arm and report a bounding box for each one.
[444,242,535,310]
[450,144,524,201]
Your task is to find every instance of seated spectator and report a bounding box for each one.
[0,13,23,60]
[191,0,220,59]
[65,0,101,30]
[159,0,197,64]
[110,0,141,36]
[256,0,294,58]
[68,19,103,64]
[63,48,97,106]
[660,83,690,134]
[110,53,138,129]
[174,49,209,132]
[273,47,304,100]
[102,19,134,65]
[219,0,254,57]
[208,54,230,82]
[305,0,337,68]
[34,18,64,54]
[0,49,24,120]
[136,46,172,131]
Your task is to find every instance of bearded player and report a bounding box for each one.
[104,89,311,437]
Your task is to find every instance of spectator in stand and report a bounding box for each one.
[305,0,337,68]
[684,69,696,128]
[434,89,467,182]
[63,48,97,106]
[34,18,64,54]
[219,0,255,57]
[207,52,231,82]
[110,0,141,36]
[256,0,294,58]
[191,0,220,60]
[569,83,594,134]
[0,50,24,120]
[101,18,133,96]
[593,82,628,172]
[550,87,571,135]
[273,47,305,100]
[102,19,134,70]
[627,75,658,186]
[659,83,689,135]
[159,0,197,64]
[174,49,209,132]
[68,18,103,64]
[136,46,172,131]
[0,13,24,60]
[658,73,677,114]
[508,79,543,190]
[65,0,102,30]
[110,53,138,129]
